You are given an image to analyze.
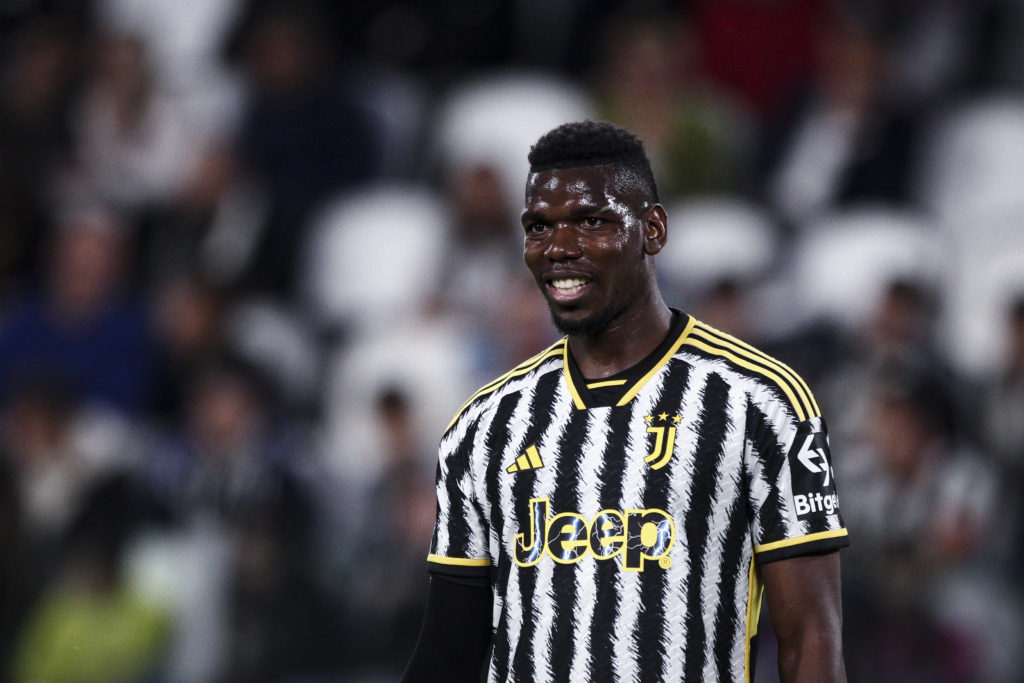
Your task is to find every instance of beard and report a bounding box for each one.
[547,300,626,337]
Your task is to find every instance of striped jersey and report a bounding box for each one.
[427,311,848,682]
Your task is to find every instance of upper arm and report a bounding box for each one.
[745,389,848,681]
[746,407,849,563]
[761,551,846,683]
[428,424,492,578]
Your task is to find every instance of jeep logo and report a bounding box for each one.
[513,498,675,571]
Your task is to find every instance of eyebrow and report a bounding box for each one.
[520,205,614,224]
[574,204,613,217]
[520,210,542,225]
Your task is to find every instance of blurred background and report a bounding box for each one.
[0,0,1022,680]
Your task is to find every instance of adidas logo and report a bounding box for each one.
[506,445,543,473]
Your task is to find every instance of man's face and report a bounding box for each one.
[522,165,656,335]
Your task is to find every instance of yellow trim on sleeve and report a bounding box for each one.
[427,554,491,567]
[754,528,848,555]
[445,342,565,431]
[616,315,697,406]
[690,323,820,417]
[683,337,808,421]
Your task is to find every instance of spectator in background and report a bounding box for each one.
[816,278,953,446]
[47,9,264,296]
[0,383,152,679]
[229,0,379,294]
[139,143,271,291]
[149,276,227,420]
[437,163,551,377]
[0,16,81,301]
[981,295,1024,570]
[591,8,756,199]
[339,386,435,679]
[758,6,923,226]
[0,204,156,414]
[689,277,758,341]
[9,473,173,683]
[838,369,996,682]
[438,164,521,314]
[148,353,310,538]
[3,381,94,554]
[69,31,201,218]
[146,354,330,679]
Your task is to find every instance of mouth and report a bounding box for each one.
[545,275,592,303]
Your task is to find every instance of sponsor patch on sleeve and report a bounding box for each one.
[787,417,840,519]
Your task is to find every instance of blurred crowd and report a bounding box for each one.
[0,0,1023,681]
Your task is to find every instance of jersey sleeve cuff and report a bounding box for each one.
[427,553,492,578]
[754,528,849,565]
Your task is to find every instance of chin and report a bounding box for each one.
[549,305,618,336]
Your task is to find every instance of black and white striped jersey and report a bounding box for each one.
[427,311,848,682]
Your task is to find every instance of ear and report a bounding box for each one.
[642,204,668,256]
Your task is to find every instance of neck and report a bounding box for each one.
[567,293,672,379]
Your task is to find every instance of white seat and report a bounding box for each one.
[659,196,779,293]
[915,93,1024,221]
[788,205,947,330]
[937,206,1024,377]
[432,70,593,208]
[318,315,477,485]
[299,184,449,335]
[95,0,246,137]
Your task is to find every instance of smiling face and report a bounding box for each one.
[522,164,666,336]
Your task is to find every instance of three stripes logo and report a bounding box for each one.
[506,445,544,474]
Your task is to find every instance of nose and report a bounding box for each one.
[543,223,582,260]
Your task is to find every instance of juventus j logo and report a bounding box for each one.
[644,413,680,470]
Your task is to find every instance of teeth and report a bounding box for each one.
[551,277,588,291]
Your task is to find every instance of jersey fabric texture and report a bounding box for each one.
[427,311,848,683]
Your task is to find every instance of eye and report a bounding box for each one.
[524,222,547,236]
[582,216,604,228]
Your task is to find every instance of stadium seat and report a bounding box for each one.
[787,205,947,330]
[915,93,1024,221]
[659,195,780,294]
[299,184,449,336]
[937,206,1024,376]
[431,70,593,207]
[318,315,476,485]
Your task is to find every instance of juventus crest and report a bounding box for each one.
[644,412,681,469]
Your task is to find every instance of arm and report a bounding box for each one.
[402,576,492,682]
[761,550,846,683]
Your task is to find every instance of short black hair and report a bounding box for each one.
[528,120,659,202]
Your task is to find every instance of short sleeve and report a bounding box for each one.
[747,408,849,565]
[427,424,492,579]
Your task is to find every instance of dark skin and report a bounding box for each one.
[522,165,672,378]
[522,164,846,682]
[762,551,846,682]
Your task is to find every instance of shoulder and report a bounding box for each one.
[677,317,821,422]
[442,337,567,439]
